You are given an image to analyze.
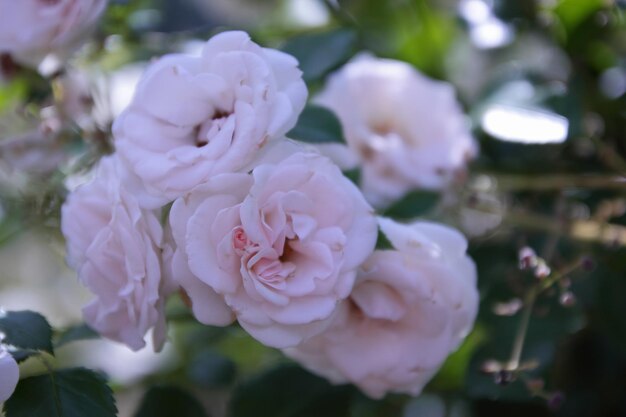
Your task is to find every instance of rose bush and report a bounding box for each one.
[168,149,378,348]
[284,217,479,398]
[0,0,108,67]
[315,55,476,208]
[113,30,308,208]
[0,348,18,403]
[61,156,173,351]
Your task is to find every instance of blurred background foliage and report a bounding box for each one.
[1,0,626,416]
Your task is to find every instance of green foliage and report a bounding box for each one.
[281,29,357,82]
[287,104,345,144]
[229,365,352,417]
[187,350,237,388]
[55,324,100,348]
[552,0,605,32]
[134,386,207,417]
[383,190,440,220]
[0,310,54,356]
[4,368,117,417]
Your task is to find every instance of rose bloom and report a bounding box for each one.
[315,55,476,208]
[168,149,377,348]
[61,156,173,351]
[0,0,108,67]
[0,347,19,403]
[284,217,479,399]
[113,30,308,208]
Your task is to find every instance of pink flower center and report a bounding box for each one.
[232,226,251,251]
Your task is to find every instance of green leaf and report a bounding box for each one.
[427,326,487,391]
[287,105,345,144]
[134,386,207,417]
[553,0,604,32]
[375,230,393,250]
[229,364,352,417]
[383,191,440,220]
[0,310,54,355]
[4,368,117,417]
[281,29,357,82]
[343,168,361,186]
[187,350,237,388]
[55,324,100,348]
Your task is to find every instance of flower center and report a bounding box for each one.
[232,226,252,252]
[195,110,231,147]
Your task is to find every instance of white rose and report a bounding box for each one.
[284,217,479,398]
[168,149,377,348]
[315,55,477,208]
[113,30,308,208]
[0,0,108,67]
[61,156,173,351]
[0,347,19,403]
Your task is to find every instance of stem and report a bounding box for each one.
[503,211,626,247]
[508,288,537,370]
[591,137,626,175]
[483,173,626,191]
[537,259,583,294]
[322,0,359,28]
[506,259,582,370]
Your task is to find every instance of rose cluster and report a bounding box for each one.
[60,30,479,398]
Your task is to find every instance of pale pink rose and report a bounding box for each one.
[0,347,19,403]
[315,55,477,208]
[61,156,173,351]
[168,150,377,348]
[0,0,108,67]
[285,217,479,398]
[113,31,308,208]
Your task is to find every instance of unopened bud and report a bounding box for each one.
[559,292,576,307]
[534,260,551,279]
[519,247,537,270]
[493,298,523,316]
[581,256,595,271]
[548,391,565,411]
[494,370,515,386]
[480,360,502,374]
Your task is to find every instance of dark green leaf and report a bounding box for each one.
[55,324,100,348]
[134,386,207,417]
[229,364,352,417]
[4,368,117,417]
[375,230,393,250]
[0,311,53,355]
[9,349,37,363]
[287,105,345,144]
[281,29,357,82]
[383,191,440,220]
[343,168,361,186]
[187,350,236,388]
